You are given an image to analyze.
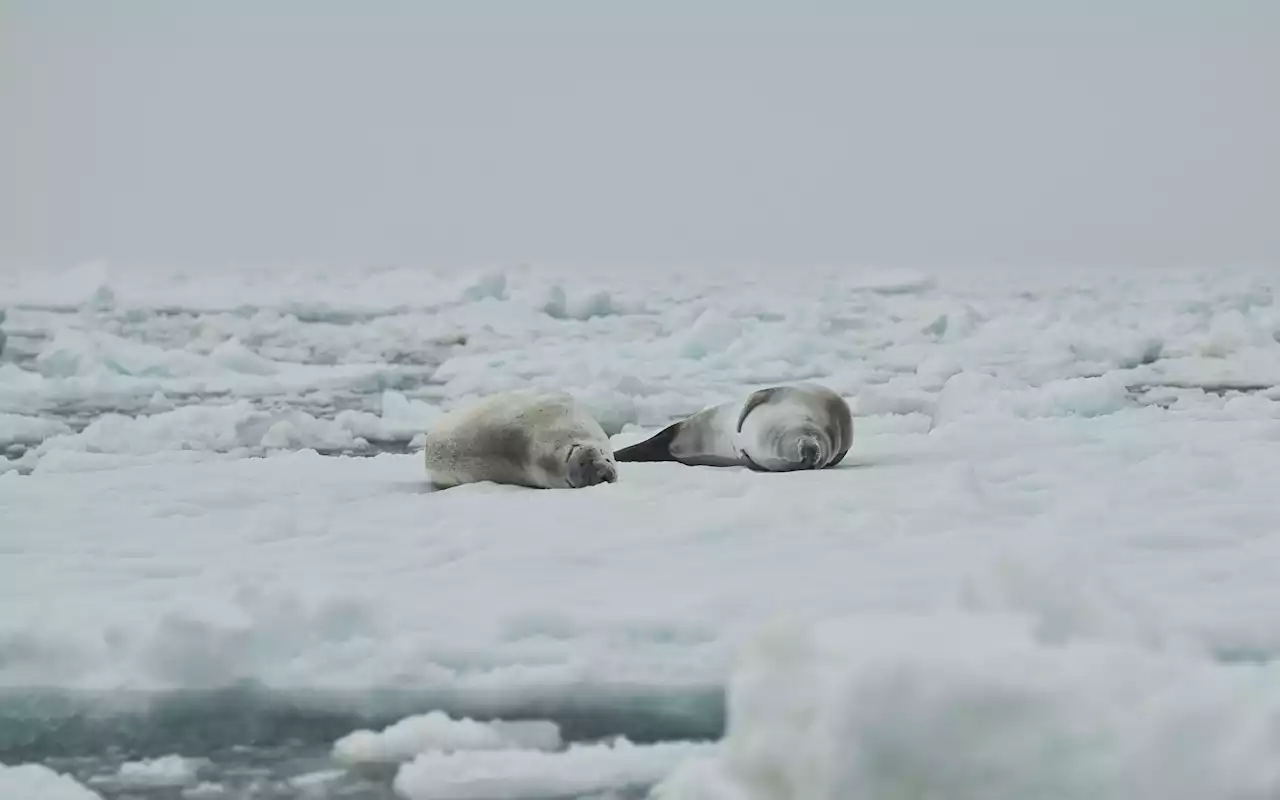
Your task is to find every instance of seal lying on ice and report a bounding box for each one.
[423,390,618,489]
[614,382,853,471]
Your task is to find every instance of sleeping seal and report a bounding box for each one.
[423,390,618,489]
[614,382,853,471]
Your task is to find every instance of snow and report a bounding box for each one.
[2,261,1280,796]
[0,763,103,800]
[333,711,563,765]
[0,412,72,447]
[3,389,440,474]
[651,613,1280,800]
[393,738,717,800]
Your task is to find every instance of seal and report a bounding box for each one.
[422,390,618,489]
[613,382,853,471]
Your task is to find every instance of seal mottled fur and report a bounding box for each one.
[423,390,618,489]
[614,382,853,472]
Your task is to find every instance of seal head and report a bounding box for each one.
[423,390,618,489]
[737,392,843,472]
[566,443,618,487]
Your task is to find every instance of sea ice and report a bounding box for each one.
[651,613,1280,800]
[1,261,1279,797]
[392,738,717,800]
[0,763,104,800]
[333,710,563,765]
[109,754,207,787]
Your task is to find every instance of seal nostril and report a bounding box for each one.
[799,439,821,468]
[581,460,617,486]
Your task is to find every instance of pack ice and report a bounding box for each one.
[2,261,1280,799]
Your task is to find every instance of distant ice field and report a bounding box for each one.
[2,261,1280,799]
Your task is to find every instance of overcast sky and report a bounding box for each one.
[2,1,1277,272]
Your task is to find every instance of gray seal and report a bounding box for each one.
[423,390,618,489]
[613,382,853,471]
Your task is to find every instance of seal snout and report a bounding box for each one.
[591,460,619,485]
[568,446,618,487]
[797,438,822,469]
[577,460,616,487]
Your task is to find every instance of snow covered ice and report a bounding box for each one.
[3,261,1280,799]
[393,738,718,800]
[0,763,106,800]
[651,614,1280,800]
[88,755,209,790]
[333,712,564,766]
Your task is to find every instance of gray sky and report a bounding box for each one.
[3,1,1277,272]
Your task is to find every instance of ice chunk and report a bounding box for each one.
[0,412,71,446]
[932,371,1130,427]
[678,309,742,359]
[112,754,207,787]
[1200,309,1273,357]
[576,387,640,436]
[27,401,362,465]
[378,390,442,439]
[651,613,1280,800]
[392,738,716,800]
[541,285,618,320]
[287,769,345,790]
[334,390,441,442]
[333,710,562,765]
[458,270,508,303]
[0,763,104,799]
[208,338,278,375]
[34,330,286,379]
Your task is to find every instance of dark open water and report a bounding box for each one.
[2,687,725,799]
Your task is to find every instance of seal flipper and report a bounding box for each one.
[616,405,744,467]
[736,387,783,431]
[613,421,683,462]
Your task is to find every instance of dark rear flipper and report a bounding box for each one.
[613,422,681,462]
